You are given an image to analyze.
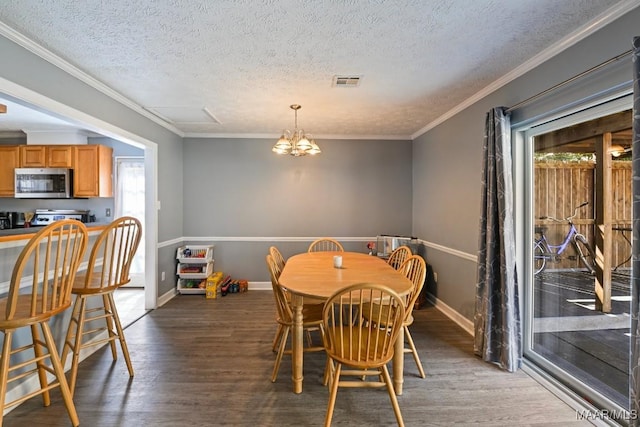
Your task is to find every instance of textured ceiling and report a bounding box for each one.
[0,0,633,140]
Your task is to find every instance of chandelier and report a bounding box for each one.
[272,104,321,156]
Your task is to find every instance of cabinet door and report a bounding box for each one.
[20,145,46,167]
[73,145,113,197]
[0,146,20,197]
[47,146,73,167]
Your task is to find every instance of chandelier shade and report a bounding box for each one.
[272,104,321,156]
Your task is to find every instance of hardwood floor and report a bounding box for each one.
[3,291,592,426]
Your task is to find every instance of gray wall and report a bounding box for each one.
[1,3,638,326]
[0,33,184,394]
[0,34,184,245]
[412,6,640,321]
[181,137,413,280]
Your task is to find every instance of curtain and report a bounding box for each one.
[630,36,640,424]
[474,107,521,372]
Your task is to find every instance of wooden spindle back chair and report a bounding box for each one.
[266,254,324,382]
[360,254,427,378]
[61,216,142,396]
[322,283,406,427]
[308,238,344,253]
[0,220,88,427]
[387,245,411,270]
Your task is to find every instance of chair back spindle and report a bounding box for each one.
[308,238,344,253]
[387,245,411,270]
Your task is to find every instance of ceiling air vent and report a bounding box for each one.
[332,75,362,88]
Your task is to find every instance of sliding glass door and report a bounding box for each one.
[518,96,633,417]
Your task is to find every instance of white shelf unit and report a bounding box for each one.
[176,245,214,294]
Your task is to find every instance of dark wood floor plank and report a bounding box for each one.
[3,291,590,426]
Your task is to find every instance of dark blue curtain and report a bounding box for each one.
[474,107,521,372]
[630,36,640,425]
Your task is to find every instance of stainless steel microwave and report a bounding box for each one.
[14,168,73,198]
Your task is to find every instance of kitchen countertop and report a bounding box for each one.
[0,222,109,243]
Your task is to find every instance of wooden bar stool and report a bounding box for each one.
[0,220,88,427]
[61,216,142,396]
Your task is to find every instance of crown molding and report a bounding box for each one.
[411,0,640,140]
[2,0,636,144]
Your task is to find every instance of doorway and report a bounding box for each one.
[115,156,145,286]
[114,156,148,325]
[517,96,633,417]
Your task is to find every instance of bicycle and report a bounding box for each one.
[533,201,596,275]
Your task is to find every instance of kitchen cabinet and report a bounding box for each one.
[73,145,113,197]
[0,146,20,197]
[20,145,74,168]
[48,146,74,167]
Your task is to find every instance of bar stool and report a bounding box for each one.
[0,220,88,427]
[61,216,142,396]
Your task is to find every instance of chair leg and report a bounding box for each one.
[324,362,341,427]
[64,295,87,397]
[41,322,80,427]
[30,324,50,407]
[61,294,82,366]
[404,325,425,378]
[0,331,13,426]
[103,294,118,360]
[323,357,333,387]
[107,293,134,377]
[271,326,290,382]
[380,364,405,427]
[272,323,285,352]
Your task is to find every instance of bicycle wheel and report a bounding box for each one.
[533,240,547,275]
[574,234,596,274]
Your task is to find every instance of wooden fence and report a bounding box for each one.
[534,160,631,270]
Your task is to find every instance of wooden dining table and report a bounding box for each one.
[278,251,414,395]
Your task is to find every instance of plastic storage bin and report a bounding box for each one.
[176,245,215,294]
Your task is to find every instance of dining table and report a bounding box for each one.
[278,251,414,395]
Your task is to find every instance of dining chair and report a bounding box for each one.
[268,248,286,352]
[0,220,88,427]
[322,283,406,427]
[269,246,286,272]
[308,238,344,253]
[61,216,142,396]
[398,255,427,378]
[361,254,427,378]
[387,245,412,270]
[266,254,325,382]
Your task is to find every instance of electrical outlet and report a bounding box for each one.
[433,272,438,282]
[106,208,111,217]
[161,271,166,281]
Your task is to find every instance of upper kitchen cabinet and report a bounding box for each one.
[73,145,113,197]
[20,145,74,168]
[0,146,20,197]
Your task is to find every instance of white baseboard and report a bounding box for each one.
[426,292,474,336]
[249,281,271,291]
